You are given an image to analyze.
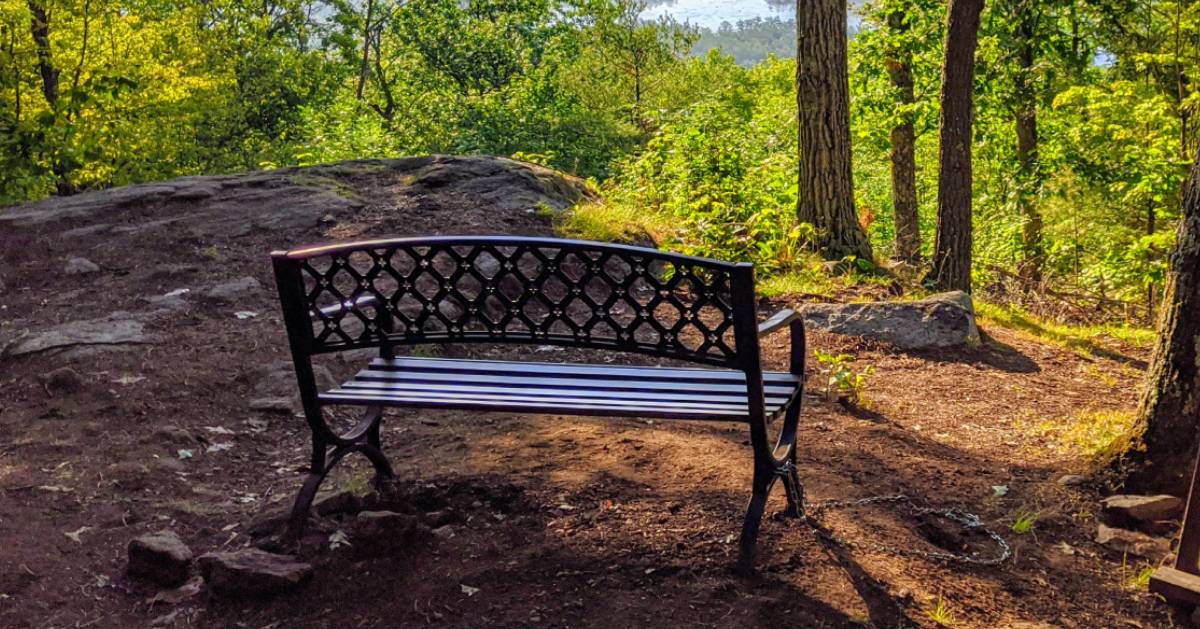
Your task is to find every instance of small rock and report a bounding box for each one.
[148,425,195,445]
[431,525,455,539]
[319,213,337,225]
[424,508,459,527]
[203,276,262,300]
[248,397,295,414]
[128,531,194,586]
[198,549,312,597]
[1138,519,1178,536]
[153,457,187,473]
[147,575,205,606]
[64,257,101,275]
[355,511,418,536]
[1101,494,1183,525]
[40,366,83,396]
[247,509,289,538]
[314,491,364,517]
[1095,524,1170,561]
[1056,474,1087,486]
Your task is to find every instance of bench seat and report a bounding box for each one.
[320,356,802,421]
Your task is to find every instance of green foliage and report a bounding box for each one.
[923,594,957,627]
[813,350,874,406]
[1010,510,1039,535]
[1,0,1196,327]
[596,55,805,270]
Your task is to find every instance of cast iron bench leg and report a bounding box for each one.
[282,406,394,545]
[736,400,804,575]
[736,460,777,576]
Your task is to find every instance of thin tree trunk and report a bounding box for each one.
[926,0,984,292]
[1014,6,1043,283]
[27,0,58,107]
[1126,147,1200,494]
[886,9,919,263]
[355,0,376,102]
[796,0,873,262]
[28,0,73,195]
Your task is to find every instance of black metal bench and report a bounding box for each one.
[270,236,806,573]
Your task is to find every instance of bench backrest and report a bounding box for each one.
[271,236,760,369]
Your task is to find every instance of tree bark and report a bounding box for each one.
[355,0,376,102]
[886,9,920,263]
[797,0,873,262]
[1126,148,1200,494]
[1014,6,1044,283]
[27,0,58,108]
[926,0,984,292]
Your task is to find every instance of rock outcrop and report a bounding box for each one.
[801,291,980,349]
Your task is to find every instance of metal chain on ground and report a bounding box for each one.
[801,494,1012,566]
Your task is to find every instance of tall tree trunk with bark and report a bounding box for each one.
[27,0,57,108]
[1014,6,1044,282]
[797,0,873,262]
[28,0,73,195]
[926,0,984,292]
[886,8,920,263]
[1125,148,1200,494]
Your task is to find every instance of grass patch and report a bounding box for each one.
[1011,510,1040,535]
[556,200,671,245]
[923,595,957,626]
[1034,408,1140,461]
[974,301,1155,356]
[1120,558,1155,590]
[758,257,894,299]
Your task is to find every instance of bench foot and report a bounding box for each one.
[282,408,393,546]
[779,460,804,519]
[735,459,805,576]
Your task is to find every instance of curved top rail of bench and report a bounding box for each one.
[272,235,751,270]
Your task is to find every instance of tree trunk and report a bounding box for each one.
[27,1,58,107]
[886,9,920,263]
[1014,7,1044,283]
[28,0,73,195]
[796,0,873,262]
[355,0,376,102]
[1126,148,1200,494]
[926,0,984,292]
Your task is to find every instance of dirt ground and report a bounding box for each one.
[0,160,1184,628]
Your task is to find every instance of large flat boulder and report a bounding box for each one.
[1,314,152,357]
[801,291,980,350]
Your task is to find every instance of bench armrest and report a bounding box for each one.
[757,308,805,376]
[757,308,800,337]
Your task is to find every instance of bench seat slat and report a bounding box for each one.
[353,371,797,396]
[366,357,800,384]
[320,357,801,421]
[338,380,794,406]
[321,391,759,420]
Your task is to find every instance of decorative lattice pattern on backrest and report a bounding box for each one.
[284,237,747,366]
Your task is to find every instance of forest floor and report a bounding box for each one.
[0,157,1182,628]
